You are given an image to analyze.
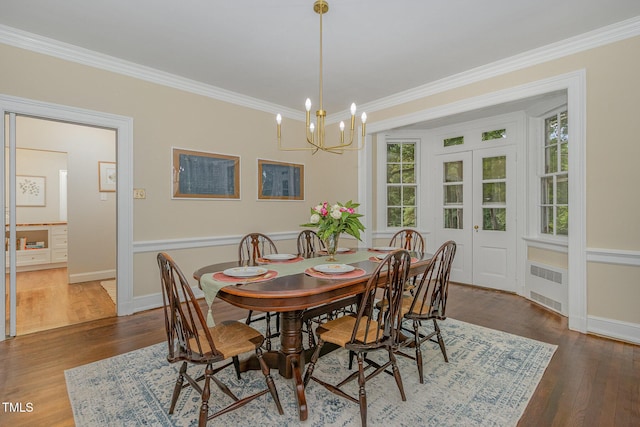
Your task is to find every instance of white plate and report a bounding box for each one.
[223,266,268,278]
[263,253,296,261]
[336,247,350,253]
[375,253,388,259]
[373,246,396,252]
[313,263,356,274]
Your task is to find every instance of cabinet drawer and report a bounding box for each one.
[51,225,68,235]
[51,249,68,263]
[52,235,68,249]
[16,249,50,266]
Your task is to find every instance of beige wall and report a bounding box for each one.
[1,35,639,327]
[9,147,66,223]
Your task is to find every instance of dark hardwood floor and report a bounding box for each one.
[1,283,638,426]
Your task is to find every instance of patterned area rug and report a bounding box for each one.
[65,318,556,426]
[99,280,116,304]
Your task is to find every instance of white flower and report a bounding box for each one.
[314,204,323,212]
[330,209,342,220]
[310,213,320,224]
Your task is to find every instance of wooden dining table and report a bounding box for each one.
[193,248,431,421]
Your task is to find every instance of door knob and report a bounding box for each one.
[474,225,479,232]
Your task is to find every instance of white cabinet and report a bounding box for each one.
[50,225,68,263]
[5,223,68,270]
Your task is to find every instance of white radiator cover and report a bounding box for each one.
[526,261,568,316]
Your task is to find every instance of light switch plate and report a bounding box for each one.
[133,188,146,199]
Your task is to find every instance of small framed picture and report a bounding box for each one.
[99,161,116,192]
[16,175,46,206]
[258,159,304,201]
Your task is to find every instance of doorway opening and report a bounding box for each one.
[4,115,117,335]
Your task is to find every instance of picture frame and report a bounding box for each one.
[16,175,46,206]
[172,148,240,199]
[98,161,117,192]
[258,159,304,201]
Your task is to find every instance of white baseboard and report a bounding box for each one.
[588,315,640,345]
[132,287,204,314]
[69,269,116,283]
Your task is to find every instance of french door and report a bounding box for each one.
[435,145,517,292]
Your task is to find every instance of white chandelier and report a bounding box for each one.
[276,0,367,154]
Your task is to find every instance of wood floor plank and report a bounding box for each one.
[1,283,638,426]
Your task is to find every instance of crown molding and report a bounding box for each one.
[352,15,640,118]
[1,15,639,123]
[0,24,304,121]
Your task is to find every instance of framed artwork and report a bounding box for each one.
[99,161,117,192]
[16,175,46,206]
[258,159,304,200]
[172,148,240,199]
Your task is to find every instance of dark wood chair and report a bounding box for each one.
[389,228,425,252]
[238,233,280,351]
[296,229,325,256]
[397,240,457,383]
[389,228,425,291]
[157,252,283,425]
[303,249,411,427]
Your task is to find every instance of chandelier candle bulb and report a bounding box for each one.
[361,112,367,136]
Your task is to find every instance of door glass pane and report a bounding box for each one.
[483,182,506,204]
[483,208,506,231]
[444,161,463,182]
[444,184,463,204]
[482,156,506,180]
[541,177,554,204]
[444,208,463,229]
[388,207,401,227]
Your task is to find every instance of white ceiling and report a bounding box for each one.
[1,0,640,121]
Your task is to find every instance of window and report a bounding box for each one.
[540,110,568,236]
[443,136,464,147]
[482,128,506,141]
[386,141,417,227]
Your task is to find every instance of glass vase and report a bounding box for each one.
[324,233,340,262]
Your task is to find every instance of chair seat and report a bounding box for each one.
[191,320,264,359]
[317,315,381,347]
